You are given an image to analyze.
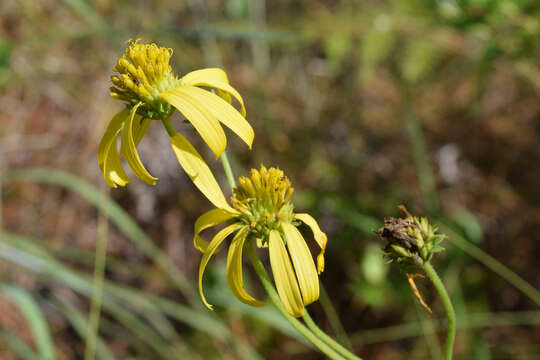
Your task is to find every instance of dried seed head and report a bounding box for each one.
[377,205,447,266]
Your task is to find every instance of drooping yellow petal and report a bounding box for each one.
[97,108,131,187]
[97,108,129,171]
[194,208,237,253]
[199,224,240,310]
[295,213,327,274]
[133,117,152,145]
[176,86,253,149]
[226,227,266,307]
[169,132,236,212]
[159,89,226,158]
[281,222,319,306]
[120,102,158,185]
[103,139,131,187]
[180,68,246,116]
[268,230,305,317]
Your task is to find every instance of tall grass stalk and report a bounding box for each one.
[85,191,109,360]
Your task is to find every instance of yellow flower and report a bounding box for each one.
[97,40,253,209]
[195,166,327,317]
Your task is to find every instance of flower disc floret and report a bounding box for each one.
[110,39,180,120]
[231,166,295,242]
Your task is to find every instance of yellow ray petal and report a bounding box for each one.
[160,89,226,158]
[104,139,131,187]
[281,222,319,306]
[268,230,305,317]
[194,208,237,253]
[169,132,236,212]
[199,224,240,309]
[97,108,129,170]
[120,103,158,185]
[295,213,328,274]
[133,116,152,145]
[226,227,266,307]
[97,108,131,187]
[176,86,253,149]
[180,68,246,116]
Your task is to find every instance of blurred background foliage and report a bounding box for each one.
[1,0,539,359]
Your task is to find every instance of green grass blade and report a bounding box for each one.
[47,299,116,360]
[0,230,228,340]
[59,0,108,31]
[85,194,109,360]
[6,168,195,302]
[0,326,40,360]
[0,285,56,360]
[436,220,540,307]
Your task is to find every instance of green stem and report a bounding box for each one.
[302,311,362,360]
[319,284,353,350]
[161,116,176,137]
[84,192,109,360]
[220,151,236,189]
[246,244,345,360]
[423,261,456,360]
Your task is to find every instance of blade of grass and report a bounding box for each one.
[435,220,540,307]
[0,231,229,340]
[352,311,540,345]
[0,239,182,359]
[412,294,443,360]
[0,326,40,360]
[6,168,195,303]
[319,284,353,350]
[0,285,56,360]
[47,299,116,360]
[59,0,109,32]
[85,190,109,360]
[404,104,439,213]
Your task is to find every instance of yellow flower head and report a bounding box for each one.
[195,166,327,317]
[98,40,254,210]
[110,40,178,120]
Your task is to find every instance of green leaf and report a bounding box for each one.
[0,285,56,360]
[432,245,445,253]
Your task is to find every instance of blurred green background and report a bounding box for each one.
[1,0,539,359]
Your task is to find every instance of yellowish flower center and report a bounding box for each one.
[110,40,180,119]
[232,166,295,242]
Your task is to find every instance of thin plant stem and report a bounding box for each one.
[220,151,236,189]
[85,191,109,360]
[319,284,353,350]
[423,261,456,360]
[302,311,362,360]
[245,243,345,360]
